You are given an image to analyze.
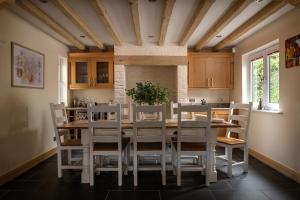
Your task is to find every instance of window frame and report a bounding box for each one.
[249,45,279,110]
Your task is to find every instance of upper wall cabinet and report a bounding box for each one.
[69,52,114,90]
[188,52,234,89]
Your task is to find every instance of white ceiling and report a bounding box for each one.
[7,0,295,49]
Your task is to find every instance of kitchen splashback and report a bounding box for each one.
[125,65,177,103]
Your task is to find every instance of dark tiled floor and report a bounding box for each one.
[1,149,299,200]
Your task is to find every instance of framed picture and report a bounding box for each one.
[11,42,44,89]
[285,34,300,68]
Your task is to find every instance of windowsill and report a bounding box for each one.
[252,109,283,114]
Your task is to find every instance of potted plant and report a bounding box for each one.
[126,81,169,119]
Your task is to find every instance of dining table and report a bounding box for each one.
[57,119,239,184]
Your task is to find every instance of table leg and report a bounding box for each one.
[81,129,89,183]
[208,128,218,183]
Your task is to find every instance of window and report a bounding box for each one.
[58,57,68,106]
[249,45,279,110]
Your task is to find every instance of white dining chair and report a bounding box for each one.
[50,103,87,178]
[88,104,130,186]
[216,102,252,177]
[132,104,166,186]
[172,103,212,186]
[121,103,133,121]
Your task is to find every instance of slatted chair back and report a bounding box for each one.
[177,103,211,143]
[226,102,252,142]
[50,103,68,147]
[133,104,166,143]
[88,104,122,144]
[121,103,132,121]
[170,101,178,119]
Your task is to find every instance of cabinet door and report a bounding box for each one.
[188,56,208,88]
[206,56,232,88]
[91,58,114,88]
[69,58,91,89]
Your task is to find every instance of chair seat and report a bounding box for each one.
[217,137,245,145]
[174,142,206,151]
[61,139,82,146]
[137,142,162,151]
[94,138,130,151]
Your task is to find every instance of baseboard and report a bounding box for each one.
[0,148,57,185]
[249,148,300,183]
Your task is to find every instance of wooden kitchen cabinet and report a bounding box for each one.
[188,52,234,89]
[69,52,114,90]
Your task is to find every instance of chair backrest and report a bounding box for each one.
[88,104,121,144]
[170,101,178,119]
[226,102,252,141]
[177,103,211,143]
[121,103,133,121]
[171,101,197,120]
[50,103,68,147]
[133,104,166,143]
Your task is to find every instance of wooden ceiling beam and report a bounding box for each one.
[0,0,15,8]
[90,0,122,46]
[52,0,104,49]
[17,0,85,50]
[195,0,252,50]
[129,0,142,46]
[179,0,215,46]
[159,0,176,46]
[287,0,300,8]
[214,0,287,50]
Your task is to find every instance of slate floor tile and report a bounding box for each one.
[161,189,215,200]
[262,189,300,200]
[1,150,300,200]
[107,190,160,200]
[211,189,270,200]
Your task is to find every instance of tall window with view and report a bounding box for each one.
[268,52,279,104]
[250,45,279,110]
[251,58,264,103]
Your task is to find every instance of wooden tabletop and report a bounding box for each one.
[58,119,239,129]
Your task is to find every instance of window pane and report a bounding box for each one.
[269,52,279,103]
[252,58,264,103]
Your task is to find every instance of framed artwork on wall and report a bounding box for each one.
[285,34,300,68]
[11,42,44,89]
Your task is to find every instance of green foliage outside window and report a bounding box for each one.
[252,58,264,103]
[269,53,279,103]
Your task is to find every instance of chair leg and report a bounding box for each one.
[243,145,249,173]
[118,153,122,186]
[124,146,128,175]
[227,147,233,177]
[57,150,62,178]
[67,150,72,165]
[90,153,94,186]
[177,151,181,186]
[205,155,210,186]
[162,150,166,186]
[133,148,138,186]
[171,143,176,175]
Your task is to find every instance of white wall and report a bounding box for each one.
[233,8,300,173]
[0,9,68,176]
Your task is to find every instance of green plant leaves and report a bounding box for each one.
[126,81,169,105]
